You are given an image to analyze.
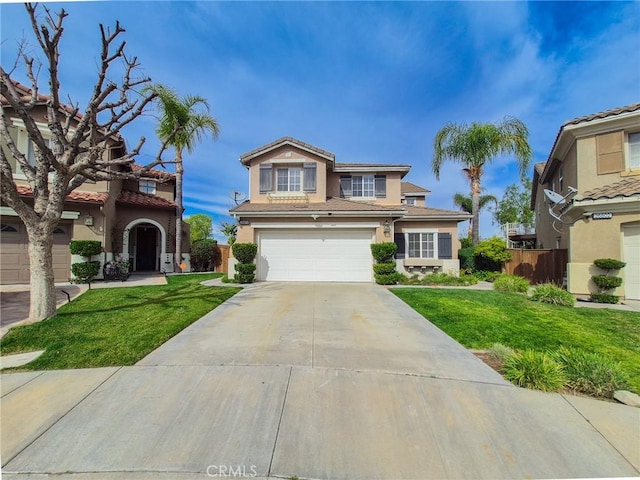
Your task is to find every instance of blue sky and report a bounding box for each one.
[2,1,639,242]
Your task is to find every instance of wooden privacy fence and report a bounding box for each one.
[217,245,230,274]
[504,249,568,285]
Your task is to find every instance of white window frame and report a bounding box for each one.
[404,229,438,259]
[404,197,416,205]
[276,167,302,192]
[628,131,640,171]
[352,175,375,198]
[139,180,156,195]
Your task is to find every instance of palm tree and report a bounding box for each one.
[146,85,220,272]
[453,192,497,239]
[432,117,532,246]
[221,222,237,245]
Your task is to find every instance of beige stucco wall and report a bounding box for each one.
[567,213,640,296]
[247,145,329,204]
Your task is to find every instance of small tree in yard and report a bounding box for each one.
[1,4,181,320]
[591,258,626,304]
[370,242,399,285]
[190,238,222,272]
[232,243,257,283]
[70,240,102,287]
[474,237,512,272]
[185,213,213,243]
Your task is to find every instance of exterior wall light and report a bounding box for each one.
[383,220,391,235]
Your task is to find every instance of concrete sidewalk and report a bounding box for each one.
[2,283,638,479]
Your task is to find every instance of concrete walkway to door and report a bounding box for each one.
[2,283,638,479]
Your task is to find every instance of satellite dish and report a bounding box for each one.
[544,189,566,205]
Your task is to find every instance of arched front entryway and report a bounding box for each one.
[122,218,167,273]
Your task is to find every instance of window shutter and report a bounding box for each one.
[339,176,352,198]
[394,233,405,259]
[259,163,273,193]
[375,175,386,198]
[438,232,452,259]
[303,163,317,192]
[596,131,624,174]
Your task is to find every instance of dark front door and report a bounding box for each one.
[135,226,158,271]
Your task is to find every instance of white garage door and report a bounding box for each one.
[623,225,640,300]
[257,229,374,282]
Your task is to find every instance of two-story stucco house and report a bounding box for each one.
[0,82,188,284]
[229,137,470,282]
[532,104,640,300]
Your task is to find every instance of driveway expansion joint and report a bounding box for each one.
[267,366,293,477]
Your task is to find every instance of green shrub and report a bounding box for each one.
[370,243,397,263]
[592,275,623,290]
[530,283,575,307]
[459,237,473,249]
[473,270,501,282]
[504,350,567,392]
[232,243,258,264]
[590,293,619,304]
[234,273,255,284]
[493,274,529,293]
[489,343,516,364]
[593,258,626,271]
[374,272,401,285]
[71,261,101,284]
[190,239,222,272]
[553,346,629,398]
[473,237,511,271]
[458,247,475,271]
[69,240,102,258]
[421,272,478,286]
[373,262,397,275]
[235,263,256,274]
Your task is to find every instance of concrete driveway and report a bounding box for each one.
[2,283,639,479]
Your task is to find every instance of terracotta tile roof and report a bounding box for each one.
[131,164,175,180]
[401,181,431,194]
[16,185,108,204]
[230,197,405,214]
[116,190,177,209]
[240,137,335,164]
[1,80,83,119]
[563,103,640,127]
[404,205,471,218]
[581,177,640,201]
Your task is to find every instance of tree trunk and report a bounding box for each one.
[26,227,57,321]
[175,149,184,273]
[471,176,482,246]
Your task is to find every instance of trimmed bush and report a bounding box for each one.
[458,246,475,272]
[504,350,567,392]
[473,270,501,282]
[234,273,256,284]
[530,283,575,307]
[421,272,478,286]
[553,346,629,398]
[235,263,256,274]
[190,239,222,272]
[370,243,397,263]
[373,262,396,275]
[71,261,101,284]
[493,274,529,293]
[594,258,626,270]
[590,293,619,304]
[232,243,258,264]
[473,237,511,272]
[374,272,401,285]
[69,240,102,258]
[592,275,623,290]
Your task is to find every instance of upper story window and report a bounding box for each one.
[340,174,386,199]
[139,180,156,195]
[629,132,640,170]
[277,167,301,192]
[27,137,52,166]
[404,197,416,205]
[259,162,316,194]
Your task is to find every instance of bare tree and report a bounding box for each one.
[0,4,176,321]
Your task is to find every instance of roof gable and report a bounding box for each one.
[240,137,335,165]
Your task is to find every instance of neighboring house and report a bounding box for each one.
[0,82,188,284]
[532,104,640,300]
[229,137,470,282]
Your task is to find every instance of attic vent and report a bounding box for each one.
[285,151,292,157]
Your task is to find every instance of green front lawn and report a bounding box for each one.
[391,288,640,392]
[1,274,241,370]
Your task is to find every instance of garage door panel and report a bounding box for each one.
[258,230,373,282]
[623,226,640,301]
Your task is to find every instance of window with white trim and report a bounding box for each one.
[27,137,53,167]
[629,132,640,170]
[404,197,416,205]
[407,232,436,258]
[276,167,301,192]
[139,180,156,195]
[352,175,375,197]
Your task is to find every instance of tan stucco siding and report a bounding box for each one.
[576,136,625,192]
[247,146,328,204]
[395,220,461,259]
[112,206,176,253]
